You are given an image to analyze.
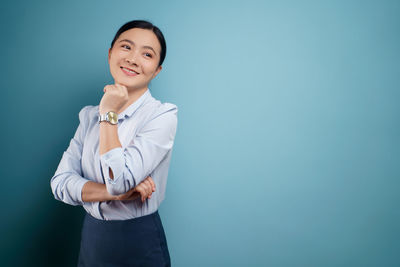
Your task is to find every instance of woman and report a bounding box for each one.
[50,20,177,266]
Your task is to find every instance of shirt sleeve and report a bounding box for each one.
[100,103,178,196]
[50,106,91,206]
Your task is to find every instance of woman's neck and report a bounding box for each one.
[117,87,148,114]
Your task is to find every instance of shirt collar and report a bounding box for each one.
[117,89,151,121]
[97,89,151,121]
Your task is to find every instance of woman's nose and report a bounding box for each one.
[125,53,138,65]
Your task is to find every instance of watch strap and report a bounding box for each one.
[98,113,107,123]
[98,111,118,125]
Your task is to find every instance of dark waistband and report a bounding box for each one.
[84,210,159,226]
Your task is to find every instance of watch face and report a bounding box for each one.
[107,111,118,124]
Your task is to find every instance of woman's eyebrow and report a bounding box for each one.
[118,39,157,55]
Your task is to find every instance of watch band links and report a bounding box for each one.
[98,111,118,125]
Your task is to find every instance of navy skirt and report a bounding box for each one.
[77,210,171,267]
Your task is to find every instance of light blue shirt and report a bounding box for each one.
[50,89,178,220]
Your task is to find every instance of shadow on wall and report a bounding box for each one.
[11,82,104,266]
[3,79,103,267]
[18,192,85,267]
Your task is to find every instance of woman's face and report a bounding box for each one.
[108,28,162,91]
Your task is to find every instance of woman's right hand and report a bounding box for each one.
[115,176,156,202]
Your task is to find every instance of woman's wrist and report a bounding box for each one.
[103,185,118,201]
[82,181,119,202]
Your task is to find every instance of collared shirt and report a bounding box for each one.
[50,89,178,220]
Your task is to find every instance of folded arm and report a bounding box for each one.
[51,104,177,206]
[50,106,91,206]
[99,104,178,196]
[81,176,155,202]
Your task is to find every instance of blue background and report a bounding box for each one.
[1,0,399,266]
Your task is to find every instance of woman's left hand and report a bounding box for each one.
[115,176,156,202]
[99,83,129,114]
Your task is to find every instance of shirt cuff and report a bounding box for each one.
[100,147,125,185]
[78,179,90,204]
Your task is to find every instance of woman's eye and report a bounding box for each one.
[122,45,130,49]
[144,53,152,58]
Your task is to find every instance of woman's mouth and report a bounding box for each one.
[121,66,139,76]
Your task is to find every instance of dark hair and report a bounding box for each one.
[110,20,166,67]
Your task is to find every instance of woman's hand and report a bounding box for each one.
[115,176,156,202]
[99,83,129,114]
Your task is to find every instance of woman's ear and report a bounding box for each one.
[152,65,163,79]
[108,48,112,61]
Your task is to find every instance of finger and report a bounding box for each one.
[146,176,155,191]
[104,85,115,93]
[146,182,153,195]
[141,188,148,202]
[137,184,150,200]
[139,180,152,197]
[142,180,151,194]
[135,184,145,196]
[114,83,124,93]
[144,179,152,188]
[144,183,152,197]
[136,186,145,202]
[116,83,126,89]
[116,83,127,90]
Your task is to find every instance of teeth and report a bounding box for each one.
[122,67,137,74]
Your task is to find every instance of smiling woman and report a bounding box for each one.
[107,26,164,98]
[50,20,176,266]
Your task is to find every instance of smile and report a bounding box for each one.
[120,66,139,76]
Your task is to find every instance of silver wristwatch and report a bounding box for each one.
[98,111,118,125]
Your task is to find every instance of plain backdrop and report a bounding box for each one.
[0,0,399,266]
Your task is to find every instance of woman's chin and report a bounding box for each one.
[114,78,136,88]
[112,78,147,91]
